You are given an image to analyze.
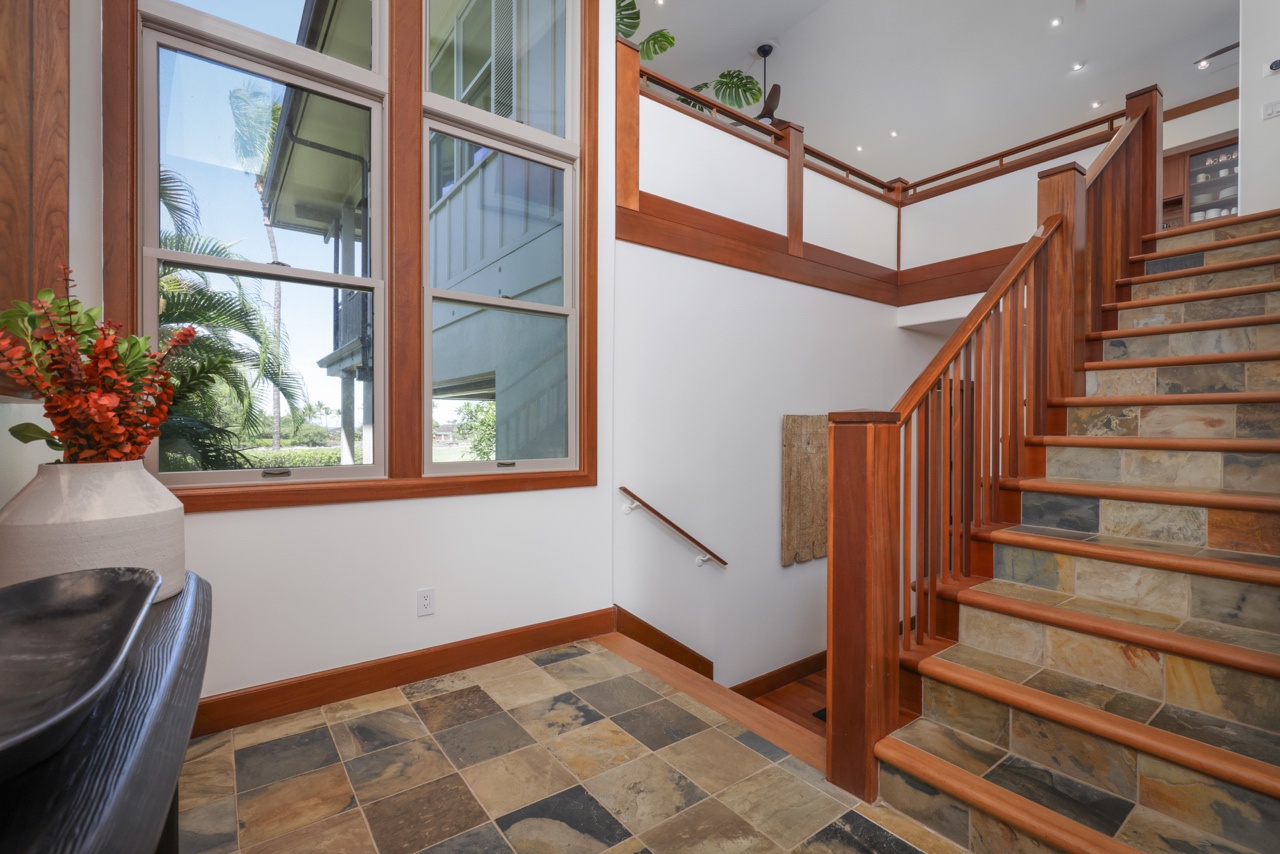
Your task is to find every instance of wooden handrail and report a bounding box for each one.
[1084,111,1143,187]
[618,487,728,566]
[637,66,784,142]
[892,214,1063,416]
[905,109,1125,193]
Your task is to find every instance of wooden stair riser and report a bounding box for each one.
[957,604,1280,735]
[1154,214,1280,254]
[1046,446,1280,494]
[1142,237,1280,276]
[993,543,1280,632]
[1101,321,1280,362]
[1066,401,1280,441]
[1017,490,1280,555]
[1123,261,1280,302]
[1116,289,1279,330]
[1086,359,1280,397]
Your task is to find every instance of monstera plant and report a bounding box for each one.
[615,0,763,110]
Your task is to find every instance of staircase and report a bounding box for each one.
[873,214,1280,852]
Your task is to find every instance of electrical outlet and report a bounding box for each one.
[1264,100,1280,121]
[417,587,436,617]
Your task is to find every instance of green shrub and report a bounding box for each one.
[241,446,342,468]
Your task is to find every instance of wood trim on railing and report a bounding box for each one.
[618,486,728,566]
[776,121,806,257]
[615,39,640,211]
[636,63,784,144]
[1165,87,1238,122]
[616,192,900,304]
[896,244,1022,306]
[1038,164,1089,399]
[1127,85,1164,243]
[1084,115,1141,187]
[1141,206,1280,242]
[892,216,1063,415]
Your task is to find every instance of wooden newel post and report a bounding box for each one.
[774,121,806,257]
[827,410,900,801]
[1124,85,1163,252]
[615,38,641,211]
[1038,163,1088,401]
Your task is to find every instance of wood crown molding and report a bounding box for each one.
[616,607,714,678]
[193,607,617,736]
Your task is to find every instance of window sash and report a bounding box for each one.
[422,116,578,475]
[137,26,389,487]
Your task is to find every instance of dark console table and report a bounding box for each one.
[0,572,212,853]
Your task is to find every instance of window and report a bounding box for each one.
[109,0,595,506]
[424,0,578,474]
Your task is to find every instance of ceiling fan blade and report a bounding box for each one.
[756,84,782,121]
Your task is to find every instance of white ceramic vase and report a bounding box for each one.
[0,460,186,601]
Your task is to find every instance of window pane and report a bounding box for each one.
[432,300,567,462]
[428,131,565,307]
[427,0,568,137]
[158,48,372,277]
[158,265,375,473]
[173,0,373,69]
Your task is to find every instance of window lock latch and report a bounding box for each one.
[262,469,293,478]
[496,462,516,468]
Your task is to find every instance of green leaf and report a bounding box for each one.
[9,423,62,451]
[616,0,640,39]
[677,82,713,114]
[711,69,762,109]
[638,29,675,61]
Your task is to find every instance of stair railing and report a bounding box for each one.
[825,87,1163,800]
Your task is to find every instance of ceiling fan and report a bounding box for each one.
[754,42,783,125]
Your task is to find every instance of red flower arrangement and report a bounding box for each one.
[0,269,196,463]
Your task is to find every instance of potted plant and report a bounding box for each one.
[0,271,196,600]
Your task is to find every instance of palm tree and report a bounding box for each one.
[156,169,307,471]
[228,82,286,451]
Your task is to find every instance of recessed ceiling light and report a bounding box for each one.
[890,131,898,137]
[1072,61,1085,71]
[1050,17,1062,27]
[1090,101,1102,109]
[1197,59,1212,70]
[856,146,863,152]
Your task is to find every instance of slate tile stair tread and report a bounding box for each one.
[999,523,1280,568]
[930,642,1278,770]
[1012,475,1280,505]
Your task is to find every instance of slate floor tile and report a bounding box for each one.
[434,711,538,769]
[657,728,771,794]
[1021,669,1160,723]
[467,656,541,684]
[641,798,781,854]
[612,700,710,751]
[717,765,848,849]
[344,736,455,804]
[529,643,592,667]
[718,722,789,762]
[232,707,328,750]
[547,719,650,779]
[577,675,663,716]
[178,743,235,811]
[545,653,636,690]
[402,672,476,703]
[236,763,357,849]
[793,809,924,854]
[185,730,231,764]
[496,785,633,854]
[244,809,376,853]
[323,689,408,724]
[461,744,578,816]
[668,693,730,727]
[510,691,605,743]
[414,685,504,732]
[331,705,427,760]
[584,754,708,833]
[362,773,488,854]
[1148,705,1280,768]
[234,726,341,792]
[176,796,237,854]
[422,823,515,853]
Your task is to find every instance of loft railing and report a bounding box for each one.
[825,86,1162,800]
[619,486,729,567]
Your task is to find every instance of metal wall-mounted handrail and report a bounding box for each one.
[618,486,728,567]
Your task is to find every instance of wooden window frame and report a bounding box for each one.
[102,0,599,512]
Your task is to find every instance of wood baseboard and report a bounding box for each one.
[731,651,826,699]
[193,607,617,736]
[615,606,714,678]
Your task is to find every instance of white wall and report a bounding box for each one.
[1239,0,1280,214]
[803,169,898,269]
[1164,100,1238,150]
[899,145,1105,269]
[611,243,945,687]
[638,97,788,234]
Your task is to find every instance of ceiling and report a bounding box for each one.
[637,0,1240,181]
